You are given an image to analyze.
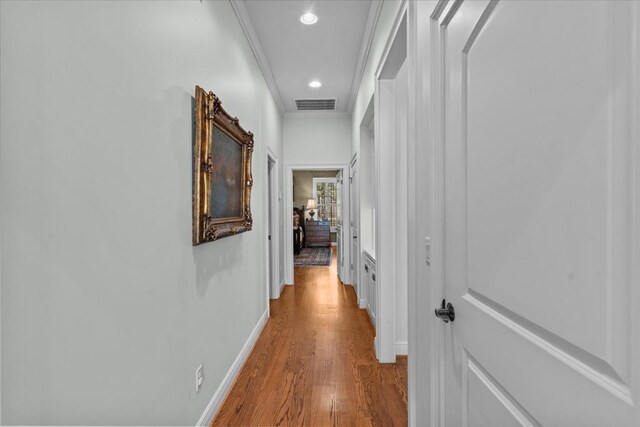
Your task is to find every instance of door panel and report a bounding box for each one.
[466,356,537,427]
[441,1,639,425]
[465,0,611,363]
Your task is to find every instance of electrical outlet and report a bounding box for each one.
[196,364,204,392]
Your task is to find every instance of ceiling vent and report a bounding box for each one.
[294,98,337,111]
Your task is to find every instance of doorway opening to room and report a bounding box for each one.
[293,170,340,269]
[266,150,280,303]
[285,164,351,286]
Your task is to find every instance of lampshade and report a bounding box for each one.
[306,199,317,209]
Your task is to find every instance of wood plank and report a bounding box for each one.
[212,248,408,426]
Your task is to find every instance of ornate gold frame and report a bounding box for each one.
[192,85,254,245]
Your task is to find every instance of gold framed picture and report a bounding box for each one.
[192,85,254,245]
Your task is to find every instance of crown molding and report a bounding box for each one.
[283,111,351,120]
[229,0,286,115]
[346,0,384,113]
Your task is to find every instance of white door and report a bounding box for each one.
[350,161,359,295]
[336,170,345,281]
[267,157,274,298]
[440,1,640,426]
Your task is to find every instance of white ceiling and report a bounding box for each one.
[236,0,378,114]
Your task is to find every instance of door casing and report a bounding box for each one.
[266,148,280,302]
[373,1,409,364]
[349,154,359,299]
[284,163,351,286]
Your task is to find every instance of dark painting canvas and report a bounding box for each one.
[210,125,243,219]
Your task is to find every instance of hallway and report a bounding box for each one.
[3,1,640,425]
[213,252,408,426]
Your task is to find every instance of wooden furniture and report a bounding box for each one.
[293,227,302,255]
[293,207,306,254]
[305,220,330,247]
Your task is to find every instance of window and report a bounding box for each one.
[312,177,338,228]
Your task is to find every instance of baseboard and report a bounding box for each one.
[366,306,376,330]
[331,242,337,247]
[196,310,269,426]
[359,298,367,309]
[279,278,286,296]
[395,341,408,356]
[338,273,351,286]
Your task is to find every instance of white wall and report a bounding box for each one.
[351,1,405,156]
[350,1,408,364]
[282,115,351,285]
[283,115,352,165]
[292,170,339,211]
[0,1,282,425]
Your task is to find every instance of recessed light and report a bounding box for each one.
[300,12,318,25]
[308,80,322,88]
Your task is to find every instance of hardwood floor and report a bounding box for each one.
[212,249,408,426]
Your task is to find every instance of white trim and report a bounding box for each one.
[195,310,269,427]
[264,151,271,307]
[363,249,376,264]
[359,298,368,309]
[0,182,2,424]
[285,163,350,285]
[372,2,408,364]
[427,2,449,425]
[266,148,280,300]
[367,306,376,327]
[279,278,286,296]
[350,153,358,168]
[396,341,408,356]
[374,0,409,80]
[406,1,440,426]
[283,111,351,120]
[349,154,360,314]
[229,0,286,115]
[347,1,384,113]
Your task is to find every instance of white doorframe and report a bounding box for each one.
[373,1,407,364]
[405,1,441,426]
[266,148,281,301]
[284,163,350,285]
[349,153,361,307]
[405,1,442,425]
[0,198,2,424]
[427,3,449,424]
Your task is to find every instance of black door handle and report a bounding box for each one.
[435,299,455,323]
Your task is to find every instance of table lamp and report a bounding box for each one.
[306,199,317,220]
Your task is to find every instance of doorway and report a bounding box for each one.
[266,150,280,300]
[284,164,351,286]
[372,7,408,363]
[349,155,360,304]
